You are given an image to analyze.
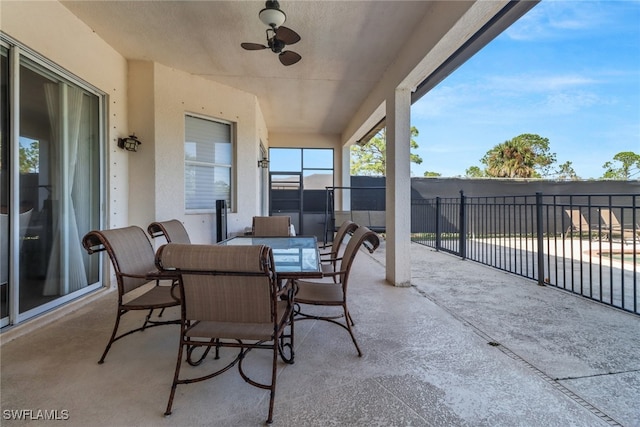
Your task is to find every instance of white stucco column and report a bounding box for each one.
[385,87,412,286]
[341,144,351,211]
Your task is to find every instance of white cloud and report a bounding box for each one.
[486,74,598,93]
[411,84,474,118]
[541,91,601,114]
[505,0,611,41]
[412,72,601,124]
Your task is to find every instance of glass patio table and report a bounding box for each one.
[218,235,322,280]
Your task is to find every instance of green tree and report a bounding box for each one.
[423,171,441,177]
[472,133,556,178]
[465,166,485,178]
[553,161,580,181]
[350,126,422,176]
[601,151,640,179]
[19,140,39,173]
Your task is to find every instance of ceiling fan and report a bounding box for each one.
[241,1,302,66]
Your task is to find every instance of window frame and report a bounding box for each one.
[184,113,234,213]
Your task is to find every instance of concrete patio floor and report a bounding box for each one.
[2,240,639,426]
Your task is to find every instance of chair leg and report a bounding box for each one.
[98,308,123,364]
[347,311,355,326]
[165,340,185,416]
[294,302,361,356]
[186,339,215,366]
[278,309,295,364]
[343,305,362,357]
[142,308,156,330]
[266,343,278,424]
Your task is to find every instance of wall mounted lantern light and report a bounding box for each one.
[117,134,142,152]
[257,158,270,169]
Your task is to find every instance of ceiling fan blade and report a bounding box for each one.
[241,42,268,51]
[275,26,301,45]
[279,51,301,66]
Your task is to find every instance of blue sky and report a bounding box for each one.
[410,0,640,179]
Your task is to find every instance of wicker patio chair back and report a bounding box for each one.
[157,244,273,324]
[83,226,157,295]
[338,225,380,285]
[327,220,359,258]
[82,226,180,363]
[147,219,191,244]
[319,220,359,276]
[156,243,295,424]
[252,215,291,236]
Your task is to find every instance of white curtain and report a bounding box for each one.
[43,83,88,295]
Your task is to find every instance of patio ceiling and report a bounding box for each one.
[59,1,528,139]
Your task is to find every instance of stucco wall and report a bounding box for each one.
[151,63,267,242]
[1,0,130,231]
[3,1,270,243]
[127,61,156,230]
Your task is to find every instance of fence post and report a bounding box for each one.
[536,192,545,286]
[435,197,441,251]
[459,190,466,260]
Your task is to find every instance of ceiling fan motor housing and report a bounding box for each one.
[268,36,285,53]
[259,0,286,28]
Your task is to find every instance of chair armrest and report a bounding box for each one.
[147,222,165,239]
[170,281,181,302]
[319,252,340,259]
[145,269,178,281]
[120,271,154,281]
[81,233,107,255]
[319,252,338,262]
[146,270,181,301]
[319,253,343,264]
[277,279,296,299]
[319,270,345,280]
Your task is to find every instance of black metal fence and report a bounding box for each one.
[412,192,639,315]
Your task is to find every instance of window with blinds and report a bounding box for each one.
[184,115,232,211]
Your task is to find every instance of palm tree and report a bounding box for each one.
[481,134,555,178]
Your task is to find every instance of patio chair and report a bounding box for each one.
[147,219,191,244]
[599,208,639,244]
[292,226,380,357]
[252,215,292,236]
[82,226,180,364]
[564,209,608,240]
[318,220,358,276]
[156,243,295,424]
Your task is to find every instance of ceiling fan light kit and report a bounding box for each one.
[241,1,302,66]
[259,1,286,28]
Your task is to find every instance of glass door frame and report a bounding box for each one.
[267,148,334,239]
[1,37,106,328]
[268,171,302,234]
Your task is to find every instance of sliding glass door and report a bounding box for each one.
[1,46,9,323]
[1,42,103,327]
[269,148,333,239]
